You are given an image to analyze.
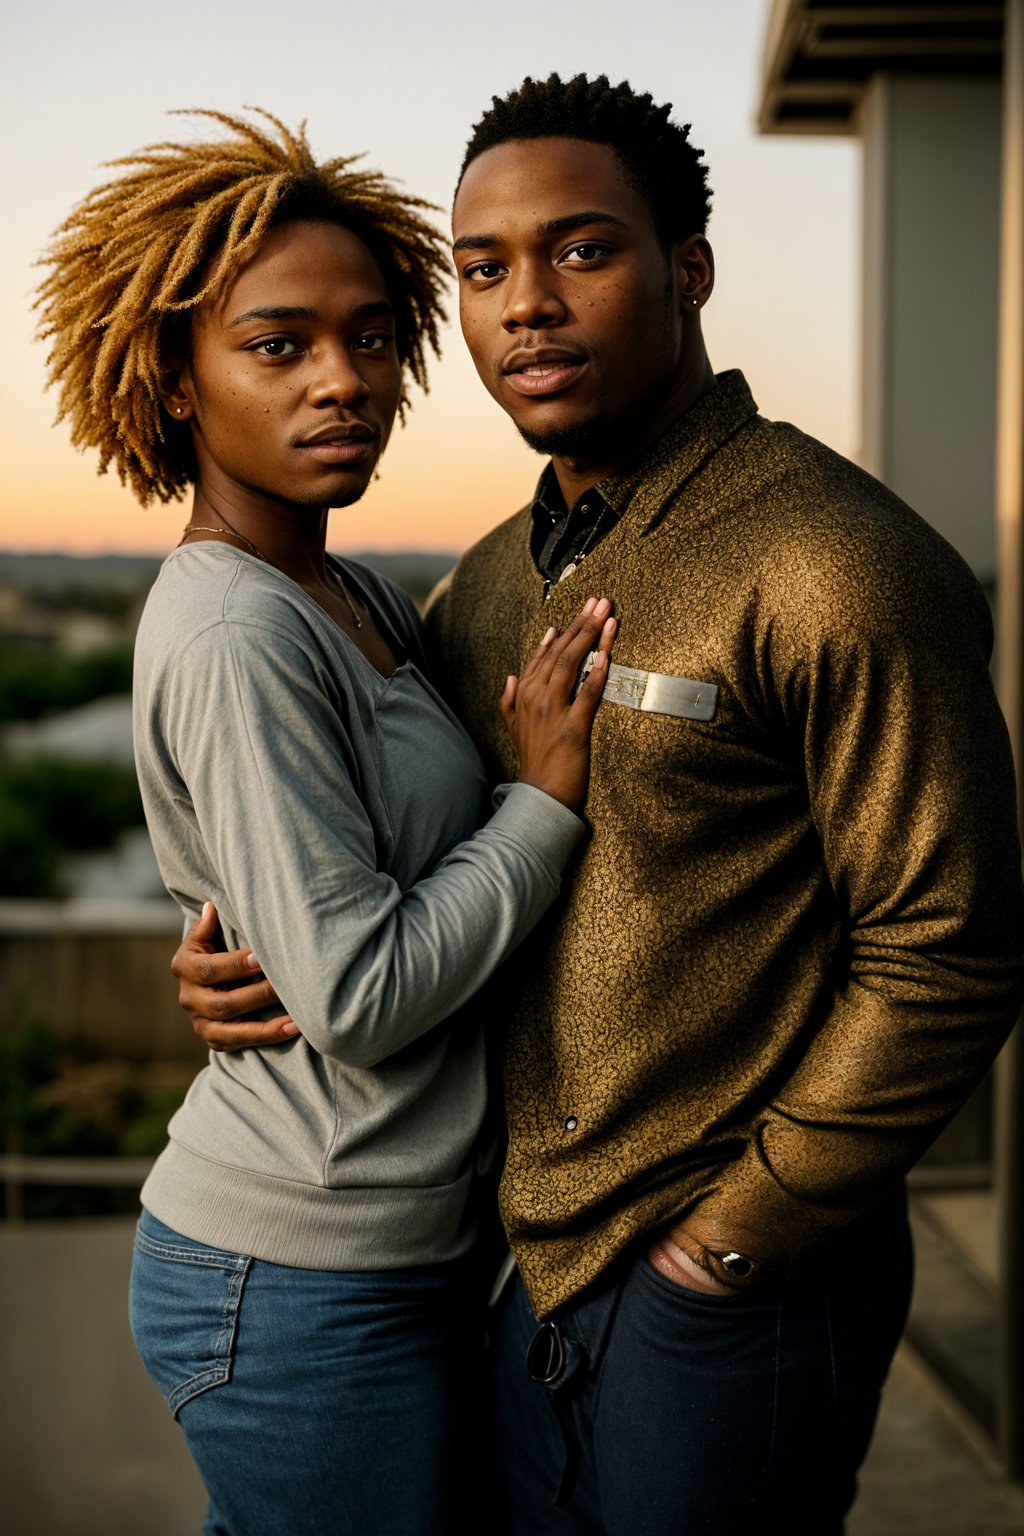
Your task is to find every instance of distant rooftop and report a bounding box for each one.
[759,1,1005,135]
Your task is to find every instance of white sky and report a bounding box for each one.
[1,0,861,555]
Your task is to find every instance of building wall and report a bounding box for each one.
[861,75,1002,579]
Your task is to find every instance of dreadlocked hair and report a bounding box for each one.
[459,74,712,246]
[35,109,449,505]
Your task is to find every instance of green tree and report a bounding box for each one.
[0,758,145,897]
[0,643,134,724]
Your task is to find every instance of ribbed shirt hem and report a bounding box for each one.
[141,1141,476,1271]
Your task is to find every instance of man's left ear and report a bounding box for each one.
[676,235,714,314]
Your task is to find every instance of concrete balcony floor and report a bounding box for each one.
[2,1214,1023,1534]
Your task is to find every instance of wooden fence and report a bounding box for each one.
[0,898,206,1063]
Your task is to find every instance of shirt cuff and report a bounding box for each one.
[488,782,587,872]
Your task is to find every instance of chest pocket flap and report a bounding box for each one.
[579,653,718,721]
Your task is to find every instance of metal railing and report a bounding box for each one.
[0,1154,154,1220]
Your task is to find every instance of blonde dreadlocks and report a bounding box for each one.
[35,109,449,505]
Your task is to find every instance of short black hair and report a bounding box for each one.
[458,73,712,245]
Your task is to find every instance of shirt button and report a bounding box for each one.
[580,504,590,516]
[565,1117,578,1132]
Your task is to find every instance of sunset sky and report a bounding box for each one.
[2,0,859,558]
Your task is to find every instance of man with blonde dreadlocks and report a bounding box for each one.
[36,108,618,1536]
[175,74,1024,1534]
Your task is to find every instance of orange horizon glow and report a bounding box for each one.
[4,312,858,560]
[3,335,544,558]
[3,3,861,564]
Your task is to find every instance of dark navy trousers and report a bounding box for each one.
[490,1192,913,1535]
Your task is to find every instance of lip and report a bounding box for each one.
[297,422,377,447]
[501,347,589,398]
[295,421,379,465]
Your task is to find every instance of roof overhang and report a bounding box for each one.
[758,1,1005,135]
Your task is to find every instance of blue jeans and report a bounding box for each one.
[490,1191,913,1535]
[129,1210,486,1535]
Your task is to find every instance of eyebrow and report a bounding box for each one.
[227,300,395,327]
[452,211,628,254]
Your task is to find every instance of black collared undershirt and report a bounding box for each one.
[529,464,620,599]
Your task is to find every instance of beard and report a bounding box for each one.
[514,364,677,465]
[515,411,611,459]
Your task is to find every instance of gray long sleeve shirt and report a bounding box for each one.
[133,545,584,1270]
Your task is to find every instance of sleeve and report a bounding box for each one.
[701,531,1024,1271]
[164,617,585,1069]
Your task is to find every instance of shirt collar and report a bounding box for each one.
[530,462,614,531]
[525,370,759,553]
[528,369,759,524]
[596,370,759,522]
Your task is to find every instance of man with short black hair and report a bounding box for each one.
[427,72,1024,1532]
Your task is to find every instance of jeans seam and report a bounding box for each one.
[166,1258,252,1418]
[588,1272,630,1431]
[759,1296,783,1520]
[134,1228,250,1271]
[215,1261,248,1361]
[825,1279,838,1405]
[167,1365,231,1418]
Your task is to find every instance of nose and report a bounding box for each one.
[500,260,566,333]
[307,343,371,407]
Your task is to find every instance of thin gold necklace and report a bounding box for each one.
[180,521,264,560]
[179,520,363,629]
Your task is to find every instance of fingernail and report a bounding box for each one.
[594,597,610,617]
[202,901,213,919]
[582,598,597,614]
[604,616,616,632]
[245,953,260,969]
[591,651,608,668]
[540,626,557,644]
[281,1022,300,1037]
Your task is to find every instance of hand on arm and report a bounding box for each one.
[173,901,297,1053]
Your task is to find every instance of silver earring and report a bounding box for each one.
[176,407,183,415]
[691,299,699,307]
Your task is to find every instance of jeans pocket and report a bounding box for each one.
[639,1252,780,1328]
[129,1212,252,1418]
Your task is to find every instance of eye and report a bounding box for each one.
[353,330,395,353]
[560,243,610,265]
[248,337,299,358]
[462,260,506,284]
